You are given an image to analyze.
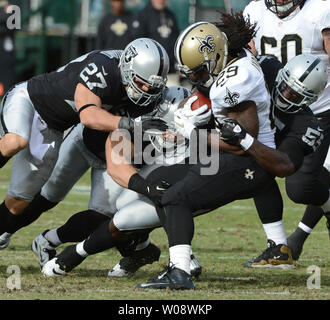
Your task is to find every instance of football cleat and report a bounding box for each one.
[32,231,57,267]
[108,243,161,277]
[0,233,12,250]
[136,264,195,290]
[244,240,294,269]
[42,258,66,277]
[190,254,202,278]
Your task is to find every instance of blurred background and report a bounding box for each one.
[0,0,251,97]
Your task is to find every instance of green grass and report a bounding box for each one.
[0,161,329,300]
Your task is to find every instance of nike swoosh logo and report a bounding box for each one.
[156,186,165,191]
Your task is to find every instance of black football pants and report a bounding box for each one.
[147,153,274,247]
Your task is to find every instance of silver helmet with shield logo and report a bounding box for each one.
[273,54,327,113]
[119,38,170,107]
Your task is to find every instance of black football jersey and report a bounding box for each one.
[27,50,128,131]
[274,107,324,170]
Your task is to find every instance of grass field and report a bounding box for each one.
[0,161,329,301]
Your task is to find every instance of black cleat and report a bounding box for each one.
[108,243,161,277]
[136,264,195,290]
[245,240,294,269]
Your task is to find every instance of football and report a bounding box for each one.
[189,91,212,111]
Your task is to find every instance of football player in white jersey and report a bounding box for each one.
[243,0,330,260]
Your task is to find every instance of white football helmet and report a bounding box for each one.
[174,22,228,88]
[265,0,305,17]
[272,54,328,113]
[148,86,191,153]
[119,38,170,106]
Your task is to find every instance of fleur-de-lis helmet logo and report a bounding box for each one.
[197,36,215,54]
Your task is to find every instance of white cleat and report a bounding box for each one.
[42,258,66,277]
[32,231,57,267]
[0,233,12,250]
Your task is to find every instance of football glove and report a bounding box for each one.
[174,96,211,138]
[118,115,168,134]
[215,118,254,151]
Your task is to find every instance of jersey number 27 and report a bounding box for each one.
[80,63,107,90]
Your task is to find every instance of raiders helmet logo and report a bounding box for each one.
[224,87,240,106]
[124,45,138,62]
[197,36,215,54]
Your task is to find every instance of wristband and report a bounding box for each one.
[128,173,148,195]
[239,133,254,151]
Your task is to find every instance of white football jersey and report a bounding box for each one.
[210,48,275,149]
[243,0,330,114]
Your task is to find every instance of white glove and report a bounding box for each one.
[174,96,212,138]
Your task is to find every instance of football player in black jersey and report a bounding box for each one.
[24,86,192,271]
[219,54,329,268]
[0,38,170,245]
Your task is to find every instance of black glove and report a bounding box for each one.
[128,173,171,206]
[145,179,171,206]
[215,118,247,146]
[118,115,134,132]
[118,116,168,134]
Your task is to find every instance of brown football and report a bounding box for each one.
[189,90,212,111]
